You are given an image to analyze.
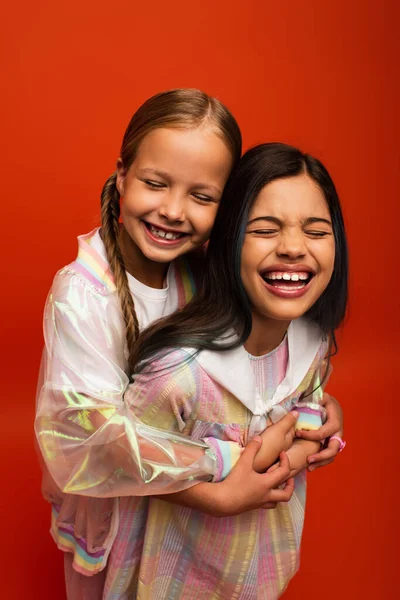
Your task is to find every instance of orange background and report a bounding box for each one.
[1,1,398,598]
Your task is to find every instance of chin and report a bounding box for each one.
[262,303,311,322]
[143,248,181,263]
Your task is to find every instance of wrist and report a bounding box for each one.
[253,451,271,474]
[203,438,243,482]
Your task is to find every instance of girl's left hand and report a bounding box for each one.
[295,392,344,472]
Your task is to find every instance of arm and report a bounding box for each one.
[284,439,321,477]
[252,411,298,473]
[35,272,240,498]
[157,440,295,516]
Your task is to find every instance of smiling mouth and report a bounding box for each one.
[143,221,189,241]
[261,271,314,291]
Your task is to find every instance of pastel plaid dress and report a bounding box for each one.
[103,332,326,599]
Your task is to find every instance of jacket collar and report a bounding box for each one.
[71,228,197,302]
[194,318,324,416]
[73,228,116,294]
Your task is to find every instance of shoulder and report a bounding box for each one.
[50,228,117,301]
[133,348,206,390]
[47,234,122,330]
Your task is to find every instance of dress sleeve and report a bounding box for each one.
[35,270,232,498]
[293,358,332,431]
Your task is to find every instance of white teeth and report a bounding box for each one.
[276,284,305,290]
[150,225,181,240]
[265,271,311,281]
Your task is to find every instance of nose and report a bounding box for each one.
[276,230,307,260]
[158,190,185,223]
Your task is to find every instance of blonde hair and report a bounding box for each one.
[100,88,242,369]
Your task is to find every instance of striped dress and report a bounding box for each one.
[102,333,325,599]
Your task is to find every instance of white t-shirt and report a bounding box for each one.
[91,229,179,329]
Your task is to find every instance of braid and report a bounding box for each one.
[101,173,140,371]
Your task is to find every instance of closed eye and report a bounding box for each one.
[193,193,215,203]
[305,231,331,237]
[144,180,166,189]
[248,229,279,235]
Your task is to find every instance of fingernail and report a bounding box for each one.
[308,458,315,463]
[291,411,299,418]
[309,466,315,472]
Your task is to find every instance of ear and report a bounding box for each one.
[116,158,126,196]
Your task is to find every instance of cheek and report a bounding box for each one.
[121,187,155,218]
[241,238,272,270]
[191,205,219,237]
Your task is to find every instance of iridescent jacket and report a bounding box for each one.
[35,229,327,579]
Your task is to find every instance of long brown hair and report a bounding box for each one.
[133,143,348,375]
[100,89,242,370]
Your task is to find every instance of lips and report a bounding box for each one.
[142,220,190,247]
[260,265,315,298]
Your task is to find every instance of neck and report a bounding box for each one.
[119,226,169,289]
[244,312,291,356]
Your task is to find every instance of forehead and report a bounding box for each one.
[134,127,232,180]
[250,174,330,219]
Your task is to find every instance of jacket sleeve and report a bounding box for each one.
[125,352,244,484]
[294,356,332,431]
[35,270,239,498]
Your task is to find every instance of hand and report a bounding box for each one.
[253,411,298,473]
[285,440,321,478]
[217,439,294,515]
[295,393,344,471]
[162,438,294,517]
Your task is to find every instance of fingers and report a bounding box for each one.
[318,418,342,440]
[236,436,262,468]
[296,420,342,441]
[264,452,291,487]
[296,428,326,441]
[297,393,343,441]
[319,392,335,407]
[307,438,341,471]
[261,502,278,509]
[280,410,298,430]
[320,393,343,436]
[266,462,280,474]
[267,477,295,503]
[308,458,334,471]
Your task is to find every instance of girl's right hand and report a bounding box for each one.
[158,438,294,517]
[253,411,298,473]
[214,440,294,516]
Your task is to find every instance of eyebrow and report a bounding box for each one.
[247,216,332,227]
[139,168,222,196]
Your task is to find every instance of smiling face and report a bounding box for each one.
[240,173,336,326]
[116,126,233,267]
